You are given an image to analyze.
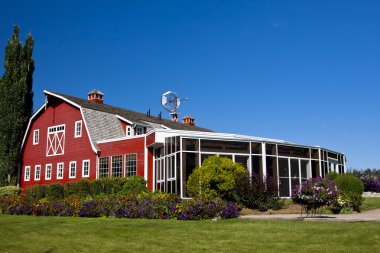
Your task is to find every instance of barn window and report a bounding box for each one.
[98,157,109,178]
[82,160,90,177]
[125,154,137,177]
[57,162,64,179]
[33,129,39,145]
[126,125,132,136]
[75,121,82,138]
[136,127,144,135]
[45,164,52,180]
[112,155,122,177]
[34,165,41,180]
[24,166,31,181]
[47,124,65,156]
[69,161,76,178]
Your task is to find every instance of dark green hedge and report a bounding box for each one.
[24,176,148,201]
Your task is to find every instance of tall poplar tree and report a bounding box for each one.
[0,25,34,186]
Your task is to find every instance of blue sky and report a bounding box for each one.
[1,0,379,169]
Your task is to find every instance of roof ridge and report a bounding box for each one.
[45,90,213,132]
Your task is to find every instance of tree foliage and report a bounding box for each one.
[0,25,34,186]
[187,155,248,201]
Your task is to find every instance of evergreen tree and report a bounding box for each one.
[0,25,34,186]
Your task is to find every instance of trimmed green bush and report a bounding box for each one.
[333,174,364,212]
[46,184,64,200]
[187,156,248,201]
[0,186,20,198]
[325,172,339,181]
[24,177,148,201]
[24,185,47,200]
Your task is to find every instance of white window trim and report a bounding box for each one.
[45,164,52,180]
[33,129,39,145]
[24,166,31,181]
[125,153,137,177]
[126,125,133,136]
[75,120,82,138]
[82,160,90,178]
[34,165,41,181]
[57,162,64,179]
[136,127,144,135]
[69,161,77,179]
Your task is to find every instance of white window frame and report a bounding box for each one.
[24,166,31,181]
[57,162,64,179]
[34,165,41,181]
[47,124,65,157]
[75,120,82,138]
[82,160,90,178]
[126,125,132,136]
[125,154,137,177]
[69,161,77,179]
[45,164,52,180]
[33,129,39,145]
[136,127,144,135]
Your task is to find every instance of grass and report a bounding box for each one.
[361,197,380,211]
[1,215,379,253]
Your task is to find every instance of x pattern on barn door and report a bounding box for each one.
[46,125,65,156]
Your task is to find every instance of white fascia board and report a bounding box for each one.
[44,90,99,153]
[96,135,145,144]
[44,90,82,109]
[152,129,289,144]
[21,103,47,149]
[116,115,150,127]
[115,115,134,125]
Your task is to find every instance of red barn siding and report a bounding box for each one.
[97,137,145,178]
[146,132,155,147]
[21,100,97,189]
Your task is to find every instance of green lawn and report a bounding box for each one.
[362,197,380,209]
[0,215,379,253]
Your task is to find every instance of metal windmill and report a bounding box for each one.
[161,91,188,122]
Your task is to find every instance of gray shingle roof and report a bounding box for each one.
[46,90,212,135]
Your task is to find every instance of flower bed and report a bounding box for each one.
[291,177,338,216]
[0,194,239,220]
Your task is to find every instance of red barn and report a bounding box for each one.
[20,89,346,198]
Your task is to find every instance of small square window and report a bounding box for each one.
[33,129,39,145]
[136,127,144,135]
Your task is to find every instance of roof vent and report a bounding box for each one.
[88,89,104,104]
[182,115,195,127]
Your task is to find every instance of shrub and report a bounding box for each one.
[292,177,338,216]
[120,176,148,195]
[236,173,283,211]
[333,174,364,212]
[0,186,20,198]
[187,156,248,201]
[24,185,47,201]
[0,193,239,220]
[325,172,339,181]
[46,184,64,200]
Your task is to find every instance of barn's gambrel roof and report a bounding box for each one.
[46,90,212,132]
[21,90,212,153]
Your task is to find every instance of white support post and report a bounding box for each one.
[262,143,267,180]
